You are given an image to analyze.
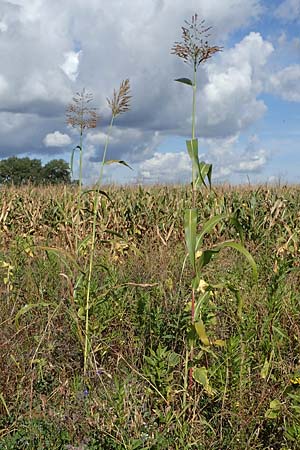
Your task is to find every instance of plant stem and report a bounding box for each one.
[75,128,83,253]
[191,66,197,208]
[83,116,114,376]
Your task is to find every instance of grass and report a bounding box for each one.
[0,183,300,449]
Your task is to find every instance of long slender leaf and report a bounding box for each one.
[195,214,226,251]
[215,241,258,281]
[15,302,50,328]
[104,160,133,170]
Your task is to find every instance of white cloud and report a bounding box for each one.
[43,131,72,147]
[0,74,8,96]
[139,151,191,182]
[0,0,290,183]
[0,21,8,32]
[60,50,82,82]
[275,0,300,21]
[200,32,273,137]
[268,65,300,102]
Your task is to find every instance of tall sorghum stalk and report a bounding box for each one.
[172,14,222,399]
[66,89,99,251]
[83,80,131,375]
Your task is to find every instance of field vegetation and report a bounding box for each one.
[0,183,300,449]
[1,13,300,450]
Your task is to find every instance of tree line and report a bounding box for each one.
[0,157,73,186]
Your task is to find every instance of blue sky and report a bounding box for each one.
[0,0,299,184]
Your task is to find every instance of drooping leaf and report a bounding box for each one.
[186,139,200,186]
[38,246,84,275]
[81,189,111,201]
[194,320,210,346]
[193,367,214,395]
[15,302,50,328]
[184,208,198,270]
[197,248,220,270]
[215,241,258,281]
[104,160,133,169]
[195,214,226,251]
[175,77,193,86]
[70,145,81,176]
[199,161,212,189]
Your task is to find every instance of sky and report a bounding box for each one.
[0,0,300,185]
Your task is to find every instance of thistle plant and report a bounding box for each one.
[172,15,257,401]
[83,79,131,375]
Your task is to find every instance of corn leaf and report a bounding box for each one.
[215,241,258,281]
[195,214,226,251]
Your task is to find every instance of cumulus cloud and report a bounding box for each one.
[86,127,163,164]
[139,151,191,182]
[0,0,294,183]
[43,131,72,147]
[199,32,274,137]
[268,65,300,102]
[135,134,268,183]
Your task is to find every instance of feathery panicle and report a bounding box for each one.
[107,79,131,117]
[171,14,222,68]
[66,88,99,132]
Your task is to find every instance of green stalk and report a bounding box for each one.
[191,65,197,140]
[191,65,197,208]
[83,116,114,376]
[75,127,83,253]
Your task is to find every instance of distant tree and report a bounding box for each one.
[41,159,71,184]
[0,156,71,186]
[0,157,42,185]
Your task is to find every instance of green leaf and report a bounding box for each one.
[194,291,210,322]
[215,241,258,281]
[70,145,81,176]
[15,302,50,327]
[186,139,200,186]
[193,367,214,395]
[265,399,282,419]
[195,214,226,251]
[175,77,193,86]
[38,246,85,275]
[197,248,220,270]
[184,208,197,270]
[104,160,133,170]
[195,161,213,189]
[194,320,210,346]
